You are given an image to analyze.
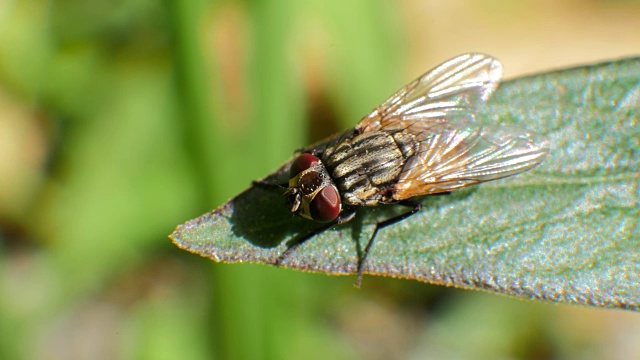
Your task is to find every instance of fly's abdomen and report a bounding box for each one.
[323,131,417,206]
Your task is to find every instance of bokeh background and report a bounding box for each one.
[1,0,640,359]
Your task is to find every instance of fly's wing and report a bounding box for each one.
[354,53,548,199]
[357,53,503,133]
[391,124,549,199]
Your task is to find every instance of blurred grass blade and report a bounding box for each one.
[170,56,640,312]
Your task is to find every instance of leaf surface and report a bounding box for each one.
[171,56,640,311]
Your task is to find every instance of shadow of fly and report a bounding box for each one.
[255,53,549,287]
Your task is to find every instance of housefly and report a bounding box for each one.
[256,53,549,286]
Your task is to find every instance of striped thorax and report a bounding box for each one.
[322,130,418,207]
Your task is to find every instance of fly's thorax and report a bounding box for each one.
[322,130,419,207]
[287,154,342,222]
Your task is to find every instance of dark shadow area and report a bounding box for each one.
[228,184,321,249]
[228,183,370,252]
[228,159,476,252]
[226,161,359,250]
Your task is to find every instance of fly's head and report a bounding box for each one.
[287,153,341,222]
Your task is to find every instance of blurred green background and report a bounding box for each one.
[1,0,639,359]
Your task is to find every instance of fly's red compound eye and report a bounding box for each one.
[309,186,341,222]
[290,154,319,178]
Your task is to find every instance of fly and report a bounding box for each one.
[256,53,549,286]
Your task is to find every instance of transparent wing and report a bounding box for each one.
[357,53,503,133]
[391,123,549,200]
[350,53,547,199]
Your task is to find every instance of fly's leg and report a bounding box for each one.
[252,180,288,191]
[355,201,422,288]
[295,148,324,157]
[276,210,356,266]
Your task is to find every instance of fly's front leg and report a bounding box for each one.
[355,200,422,288]
[295,148,324,158]
[276,210,356,266]
[252,180,288,192]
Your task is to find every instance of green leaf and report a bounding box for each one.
[170,56,640,312]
